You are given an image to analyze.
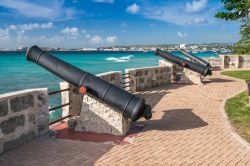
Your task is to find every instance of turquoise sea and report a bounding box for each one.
[0,51,219,121]
[0,50,219,94]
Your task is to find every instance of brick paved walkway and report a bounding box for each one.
[1,71,250,166]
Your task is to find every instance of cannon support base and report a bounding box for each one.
[178,68,203,85]
[74,94,131,136]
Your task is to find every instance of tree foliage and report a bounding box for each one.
[215,0,250,54]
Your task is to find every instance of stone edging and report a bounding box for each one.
[219,73,250,149]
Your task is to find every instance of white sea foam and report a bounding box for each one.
[106,55,133,63]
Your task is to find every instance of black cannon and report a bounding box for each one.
[180,49,211,68]
[155,49,212,77]
[26,45,152,122]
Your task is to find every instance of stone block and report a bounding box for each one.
[0,115,25,134]
[136,71,142,77]
[75,94,131,136]
[10,94,34,112]
[28,113,36,124]
[37,93,46,105]
[37,111,49,136]
[179,69,203,85]
[0,100,8,117]
[3,131,35,152]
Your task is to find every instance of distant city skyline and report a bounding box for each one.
[0,0,241,49]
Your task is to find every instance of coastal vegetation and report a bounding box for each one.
[222,70,250,142]
[215,0,250,54]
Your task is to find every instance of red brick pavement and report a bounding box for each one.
[0,71,250,166]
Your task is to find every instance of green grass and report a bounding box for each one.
[222,70,250,142]
[225,92,250,142]
[221,70,250,81]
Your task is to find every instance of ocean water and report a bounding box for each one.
[0,51,218,121]
[0,50,218,94]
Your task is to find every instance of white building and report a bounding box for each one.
[190,45,198,50]
[180,44,186,49]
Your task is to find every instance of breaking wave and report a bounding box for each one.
[106,55,133,63]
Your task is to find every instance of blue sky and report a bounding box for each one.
[0,0,241,49]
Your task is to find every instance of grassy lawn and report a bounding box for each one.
[221,70,250,81]
[225,92,250,142]
[222,70,250,142]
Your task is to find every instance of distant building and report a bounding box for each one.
[17,46,28,51]
[180,44,186,49]
[190,45,198,50]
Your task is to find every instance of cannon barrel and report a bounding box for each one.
[26,45,152,122]
[180,49,211,68]
[155,49,212,77]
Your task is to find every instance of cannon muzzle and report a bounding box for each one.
[180,49,211,68]
[155,49,212,77]
[26,45,152,122]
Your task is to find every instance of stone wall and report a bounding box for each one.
[203,57,223,70]
[218,54,250,69]
[97,71,122,87]
[239,55,250,68]
[159,60,183,81]
[125,66,172,92]
[0,89,49,154]
[221,54,240,68]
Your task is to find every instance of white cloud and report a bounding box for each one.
[82,29,87,34]
[186,18,208,24]
[9,25,17,30]
[90,35,103,44]
[106,36,117,44]
[142,4,210,25]
[0,0,75,20]
[0,28,9,39]
[85,34,91,38]
[9,22,54,31]
[61,27,79,36]
[185,0,208,13]
[93,0,114,3]
[177,32,187,38]
[126,3,140,14]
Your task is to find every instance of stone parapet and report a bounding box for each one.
[125,66,172,92]
[97,71,122,87]
[221,54,240,68]
[239,55,250,68]
[0,89,49,154]
[159,60,183,82]
[203,57,223,70]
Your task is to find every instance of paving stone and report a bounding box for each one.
[3,131,35,152]
[0,71,250,165]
